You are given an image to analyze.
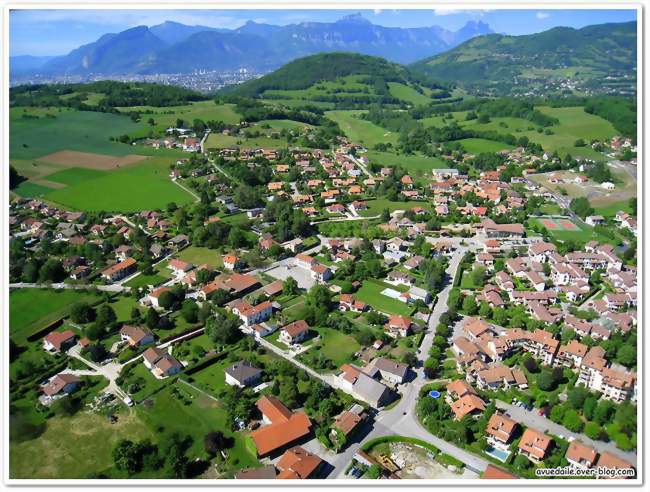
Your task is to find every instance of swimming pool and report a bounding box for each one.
[428,390,441,398]
[485,445,511,462]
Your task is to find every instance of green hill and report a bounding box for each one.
[222,52,444,108]
[411,22,636,96]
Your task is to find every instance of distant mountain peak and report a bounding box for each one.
[336,13,372,25]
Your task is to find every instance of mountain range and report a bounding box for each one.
[10,14,494,76]
[410,21,637,94]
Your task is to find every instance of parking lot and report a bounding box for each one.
[264,259,316,289]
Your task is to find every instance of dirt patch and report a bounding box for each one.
[370,442,468,480]
[39,150,146,170]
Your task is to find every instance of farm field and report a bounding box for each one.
[205,132,289,150]
[116,101,241,131]
[325,110,399,148]
[458,138,514,154]
[9,288,101,344]
[10,109,144,160]
[387,82,432,106]
[42,156,195,212]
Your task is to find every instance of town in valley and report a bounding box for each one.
[7,8,639,483]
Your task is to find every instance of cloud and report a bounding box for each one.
[373,9,382,15]
[434,9,492,17]
[536,12,550,19]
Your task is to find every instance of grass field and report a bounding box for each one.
[312,327,361,368]
[10,411,153,479]
[43,156,195,212]
[176,246,223,268]
[359,198,430,217]
[531,217,608,244]
[205,132,290,150]
[458,138,514,154]
[325,110,399,148]
[355,280,414,316]
[9,288,101,344]
[10,109,143,160]
[387,82,431,106]
[366,151,448,174]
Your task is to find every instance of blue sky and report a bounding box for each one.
[10,8,637,56]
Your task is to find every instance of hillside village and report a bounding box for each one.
[9,113,638,481]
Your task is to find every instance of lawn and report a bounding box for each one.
[44,156,195,212]
[205,132,290,150]
[124,272,168,290]
[176,246,223,268]
[107,296,140,323]
[136,385,259,471]
[313,327,361,368]
[355,280,414,317]
[458,138,514,154]
[325,110,398,148]
[594,200,635,217]
[9,410,153,479]
[10,108,144,160]
[11,181,55,198]
[41,167,106,186]
[365,150,449,174]
[359,198,430,217]
[9,288,101,344]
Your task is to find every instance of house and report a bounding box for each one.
[475,365,528,391]
[485,413,518,450]
[231,300,273,326]
[224,360,263,388]
[142,347,182,378]
[386,270,415,286]
[120,325,154,347]
[595,452,635,478]
[43,331,76,353]
[168,259,194,276]
[311,264,333,282]
[276,446,324,479]
[446,379,477,399]
[370,357,409,385]
[450,393,486,420]
[338,294,368,313]
[332,405,366,440]
[101,257,137,282]
[566,441,598,469]
[518,428,552,463]
[295,253,316,270]
[481,219,525,238]
[384,315,413,338]
[249,396,312,456]
[199,273,261,300]
[403,255,425,270]
[338,364,393,408]
[223,255,244,271]
[586,215,605,226]
[481,464,518,479]
[41,373,81,402]
[148,287,171,309]
[280,320,310,345]
[401,286,431,304]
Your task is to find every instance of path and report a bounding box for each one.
[171,177,200,201]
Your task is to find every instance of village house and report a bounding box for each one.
[518,428,552,463]
[43,330,76,353]
[224,360,263,388]
[566,441,598,469]
[231,300,274,326]
[142,347,182,378]
[101,257,137,282]
[384,315,413,338]
[338,364,393,408]
[279,320,310,345]
[41,373,82,404]
[485,413,518,451]
[120,325,155,347]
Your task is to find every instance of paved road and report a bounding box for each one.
[323,247,490,478]
[495,400,637,466]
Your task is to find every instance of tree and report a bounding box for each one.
[584,421,603,440]
[616,344,636,368]
[203,431,234,456]
[70,302,95,324]
[38,259,65,282]
[537,369,558,391]
[95,304,117,329]
[112,440,143,474]
[283,277,299,296]
[181,300,199,324]
[471,267,486,287]
[302,284,332,325]
[562,409,584,432]
[145,307,160,329]
[205,310,242,345]
[157,291,176,310]
[567,387,590,410]
[462,295,478,315]
[570,197,594,219]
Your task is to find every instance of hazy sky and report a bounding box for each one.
[10,8,638,56]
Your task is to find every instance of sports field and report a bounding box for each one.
[538,217,580,232]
